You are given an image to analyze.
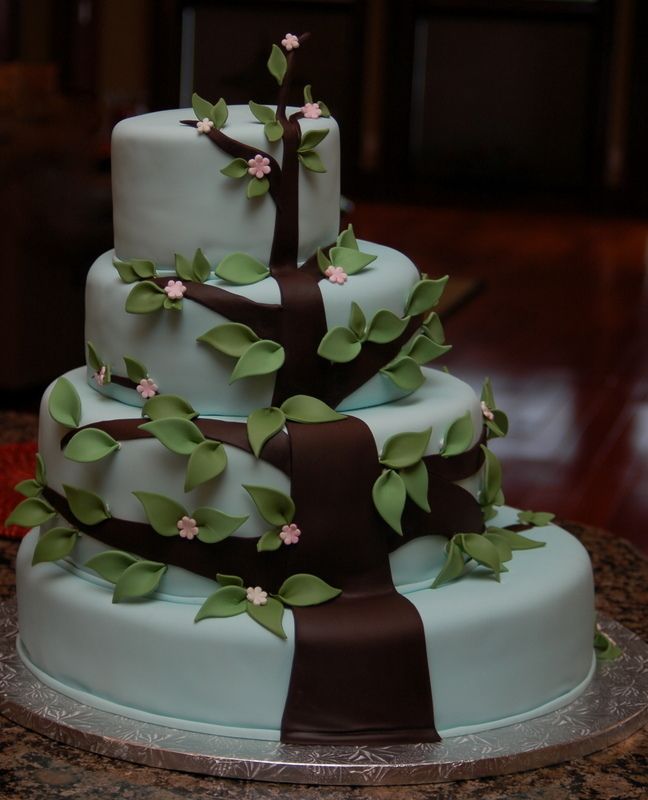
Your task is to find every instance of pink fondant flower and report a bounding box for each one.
[279,523,301,545]
[480,401,495,421]
[136,377,158,399]
[93,366,107,387]
[177,516,198,540]
[301,102,322,119]
[246,586,268,606]
[196,117,214,134]
[164,279,187,300]
[281,33,300,51]
[325,265,348,285]
[247,154,271,179]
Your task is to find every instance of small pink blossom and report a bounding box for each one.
[177,516,198,540]
[301,102,322,119]
[246,586,268,606]
[93,366,107,387]
[281,33,300,51]
[164,279,186,300]
[325,265,348,285]
[481,401,495,421]
[279,523,301,545]
[196,117,214,134]
[247,154,271,179]
[136,377,158,399]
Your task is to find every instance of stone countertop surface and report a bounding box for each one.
[1,524,646,799]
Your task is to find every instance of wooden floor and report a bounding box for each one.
[349,203,648,554]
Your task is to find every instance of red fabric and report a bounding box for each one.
[0,441,38,539]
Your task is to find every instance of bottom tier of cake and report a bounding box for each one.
[16,506,596,741]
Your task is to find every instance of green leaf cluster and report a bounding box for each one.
[318,302,408,364]
[125,280,180,314]
[247,396,346,458]
[198,322,284,383]
[139,417,228,491]
[195,572,341,639]
[244,485,297,552]
[594,625,622,661]
[517,509,555,527]
[317,229,377,278]
[192,93,228,129]
[249,101,284,142]
[112,257,156,284]
[133,491,247,542]
[220,160,271,199]
[86,549,167,603]
[404,275,449,316]
[481,378,509,439]
[372,428,433,533]
[479,445,505,521]
[297,128,329,173]
[399,311,452,366]
[303,84,331,117]
[380,355,425,392]
[174,249,211,283]
[14,453,47,500]
[48,377,81,428]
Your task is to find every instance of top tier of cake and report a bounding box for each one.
[112,107,341,268]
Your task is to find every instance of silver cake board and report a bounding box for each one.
[1,600,647,786]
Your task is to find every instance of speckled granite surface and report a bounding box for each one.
[0,412,646,797]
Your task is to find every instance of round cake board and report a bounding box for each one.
[1,601,646,786]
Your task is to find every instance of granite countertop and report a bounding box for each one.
[0,522,646,800]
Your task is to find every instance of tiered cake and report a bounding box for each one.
[10,34,596,745]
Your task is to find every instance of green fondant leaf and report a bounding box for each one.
[405,276,449,316]
[131,259,156,279]
[441,412,474,458]
[400,459,431,512]
[32,527,78,565]
[337,224,358,250]
[480,446,503,507]
[142,394,198,421]
[220,158,249,179]
[6,497,55,527]
[298,150,326,173]
[264,120,284,142]
[247,407,286,458]
[280,395,346,423]
[85,550,138,583]
[192,92,213,121]
[483,531,513,563]
[517,510,555,527]
[123,355,148,384]
[380,428,432,469]
[194,506,247,543]
[366,310,410,344]
[317,247,331,271]
[63,485,111,525]
[317,327,361,363]
[133,491,187,536]
[481,377,496,410]
[277,574,341,607]
[35,453,46,485]
[48,376,81,428]
[328,246,376,274]
[15,479,42,498]
[457,533,502,580]
[113,258,138,283]
[195,586,247,621]
[483,505,498,522]
[216,573,244,587]
[125,281,166,314]
[139,417,205,455]
[246,596,286,639]
[163,297,182,311]
[380,356,425,391]
[249,100,276,124]
[267,43,288,85]
[113,560,167,603]
[487,409,509,439]
[63,428,120,463]
[244,485,295,527]
[298,128,329,152]
[372,469,406,535]
[86,341,102,372]
[257,529,282,552]
[594,628,622,661]
[348,301,366,339]
[424,312,445,344]
[303,84,314,104]
[405,335,452,365]
[215,253,269,285]
[230,340,285,382]
[192,248,211,282]
[197,322,260,357]
[317,100,331,117]
[486,526,546,550]
[185,441,228,492]
[431,540,466,588]
[211,97,228,129]
[247,176,270,199]
[174,252,194,281]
